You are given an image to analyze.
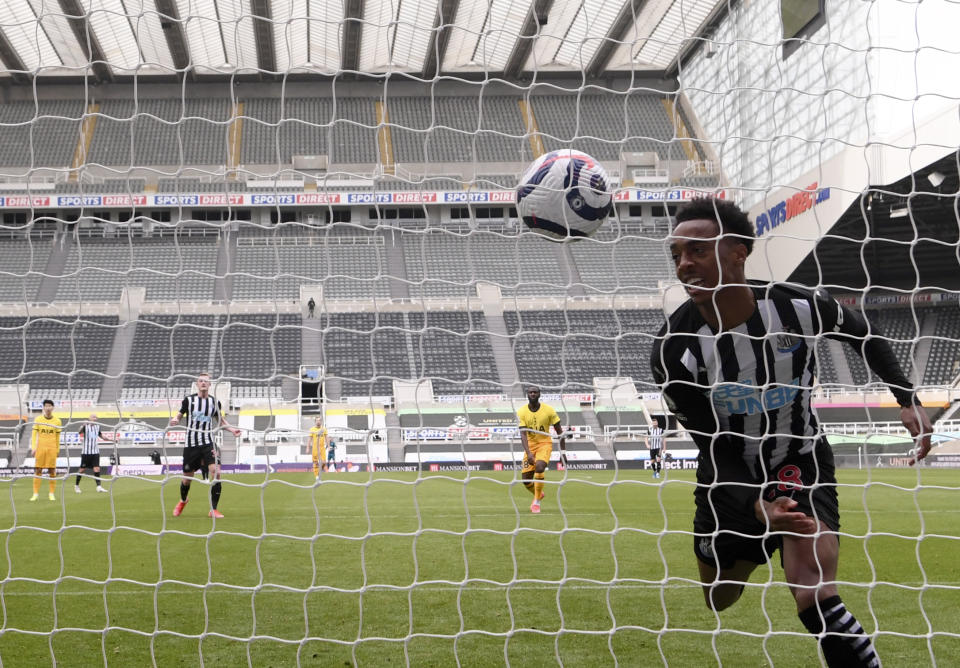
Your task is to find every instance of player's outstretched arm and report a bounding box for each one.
[903,405,934,465]
[219,415,242,437]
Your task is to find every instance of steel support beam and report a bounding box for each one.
[154,0,191,76]
[586,0,648,78]
[503,0,554,79]
[421,0,460,80]
[250,0,277,75]
[0,27,29,83]
[342,0,365,74]
[58,0,113,82]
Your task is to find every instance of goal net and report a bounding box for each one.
[0,0,958,665]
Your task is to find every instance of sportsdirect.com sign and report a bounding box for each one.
[0,189,724,209]
[754,182,831,236]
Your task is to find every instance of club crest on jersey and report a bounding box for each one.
[698,537,714,558]
[775,328,801,353]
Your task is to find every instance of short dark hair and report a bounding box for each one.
[675,197,755,255]
[42,399,54,407]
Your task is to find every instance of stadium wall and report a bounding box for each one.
[680,0,960,281]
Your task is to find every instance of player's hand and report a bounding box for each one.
[901,405,933,466]
[169,416,179,426]
[754,497,817,534]
[229,427,241,436]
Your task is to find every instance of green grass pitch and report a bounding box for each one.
[0,468,957,666]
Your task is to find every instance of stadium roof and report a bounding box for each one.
[789,151,960,293]
[0,0,724,82]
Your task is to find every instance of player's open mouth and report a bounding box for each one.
[683,277,710,294]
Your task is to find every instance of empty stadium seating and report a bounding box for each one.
[534,93,677,161]
[123,315,218,388]
[56,234,219,301]
[0,237,54,302]
[217,313,301,386]
[407,311,500,395]
[0,316,117,390]
[568,227,673,293]
[321,312,412,397]
[232,227,391,300]
[240,96,378,165]
[0,100,85,167]
[88,98,233,166]
[401,228,573,297]
[815,339,844,385]
[157,178,245,192]
[840,307,919,386]
[504,309,664,390]
[388,96,531,164]
[924,303,960,385]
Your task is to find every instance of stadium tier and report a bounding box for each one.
[0,315,117,390]
[388,95,532,163]
[240,96,379,166]
[87,98,234,167]
[0,100,85,167]
[504,309,664,391]
[56,233,219,302]
[535,93,678,160]
[0,91,693,176]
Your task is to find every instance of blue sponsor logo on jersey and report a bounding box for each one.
[191,411,212,425]
[712,378,801,415]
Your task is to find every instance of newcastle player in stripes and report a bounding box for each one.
[652,198,932,668]
[645,418,665,479]
[169,373,241,519]
[75,413,113,494]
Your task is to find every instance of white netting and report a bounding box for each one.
[0,0,959,664]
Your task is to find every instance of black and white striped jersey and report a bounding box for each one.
[648,426,664,450]
[651,282,916,481]
[78,423,102,455]
[178,394,222,448]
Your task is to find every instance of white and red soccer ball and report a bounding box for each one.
[517,151,613,239]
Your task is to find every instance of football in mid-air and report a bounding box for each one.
[516,150,613,239]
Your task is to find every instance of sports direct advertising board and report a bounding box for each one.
[0,189,725,209]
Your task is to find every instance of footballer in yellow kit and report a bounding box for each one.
[309,416,327,479]
[31,399,62,501]
[517,386,566,514]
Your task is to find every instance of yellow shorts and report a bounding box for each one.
[522,442,552,473]
[34,447,58,469]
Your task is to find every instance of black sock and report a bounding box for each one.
[76,473,82,486]
[94,471,102,486]
[799,595,880,667]
[211,482,222,510]
[180,482,189,501]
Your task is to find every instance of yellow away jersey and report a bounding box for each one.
[33,415,63,450]
[517,404,560,449]
[310,426,327,454]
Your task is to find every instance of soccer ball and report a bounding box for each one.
[516,151,613,239]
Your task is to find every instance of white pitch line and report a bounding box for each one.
[3,582,958,597]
